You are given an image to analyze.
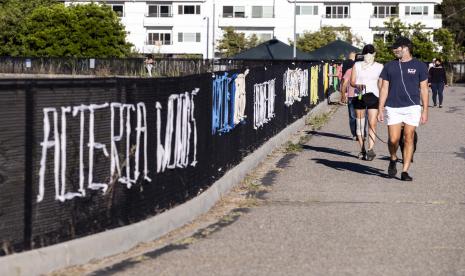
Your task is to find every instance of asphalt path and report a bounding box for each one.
[89,87,465,276]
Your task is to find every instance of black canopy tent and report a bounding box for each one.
[231,39,313,60]
[307,40,361,61]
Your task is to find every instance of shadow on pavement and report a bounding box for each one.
[90,208,250,276]
[306,130,353,141]
[445,106,463,113]
[311,158,389,178]
[301,145,356,158]
[455,147,465,160]
[276,153,298,168]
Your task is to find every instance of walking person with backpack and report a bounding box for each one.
[378,37,429,181]
[350,44,383,160]
[428,58,448,108]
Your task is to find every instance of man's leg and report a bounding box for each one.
[401,124,416,173]
[388,124,402,160]
[387,123,402,177]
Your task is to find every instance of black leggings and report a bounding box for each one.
[431,82,445,105]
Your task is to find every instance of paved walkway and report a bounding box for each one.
[88,87,465,275]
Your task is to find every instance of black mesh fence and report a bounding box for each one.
[0,61,339,255]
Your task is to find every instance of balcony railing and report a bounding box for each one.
[146,12,173,17]
[146,40,172,46]
[371,14,399,18]
[323,14,350,19]
[222,13,246,18]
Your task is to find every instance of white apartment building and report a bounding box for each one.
[65,0,443,58]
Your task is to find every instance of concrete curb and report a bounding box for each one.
[0,101,331,276]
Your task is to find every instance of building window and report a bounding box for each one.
[405,6,428,15]
[147,33,172,45]
[178,5,200,15]
[373,5,397,18]
[111,4,124,17]
[251,6,273,18]
[148,4,172,17]
[296,5,318,15]
[222,6,245,18]
[325,5,349,18]
[178,32,201,42]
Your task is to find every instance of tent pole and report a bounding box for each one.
[293,0,296,59]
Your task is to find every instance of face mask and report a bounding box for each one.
[363,53,375,64]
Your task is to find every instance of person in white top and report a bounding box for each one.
[350,44,384,161]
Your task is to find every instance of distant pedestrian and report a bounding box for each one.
[428,58,448,108]
[350,44,383,160]
[340,66,357,140]
[378,37,429,181]
[145,54,154,77]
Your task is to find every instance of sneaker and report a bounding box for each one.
[365,149,376,161]
[433,104,437,107]
[388,159,397,177]
[439,105,443,108]
[401,172,413,181]
[358,150,366,160]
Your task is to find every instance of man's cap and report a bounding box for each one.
[390,36,412,49]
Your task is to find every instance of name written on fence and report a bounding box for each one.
[37,88,199,203]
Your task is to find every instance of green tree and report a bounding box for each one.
[373,18,461,62]
[292,26,358,53]
[410,22,436,61]
[373,17,409,63]
[433,28,460,61]
[217,27,265,57]
[0,0,56,56]
[373,39,393,63]
[0,1,133,57]
[439,0,465,47]
[246,34,260,49]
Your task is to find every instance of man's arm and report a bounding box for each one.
[377,79,389,122]
[420,79,429,124]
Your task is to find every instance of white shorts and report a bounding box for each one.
[385,105,422,127]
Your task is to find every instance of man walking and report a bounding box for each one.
[377,37,429,181]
